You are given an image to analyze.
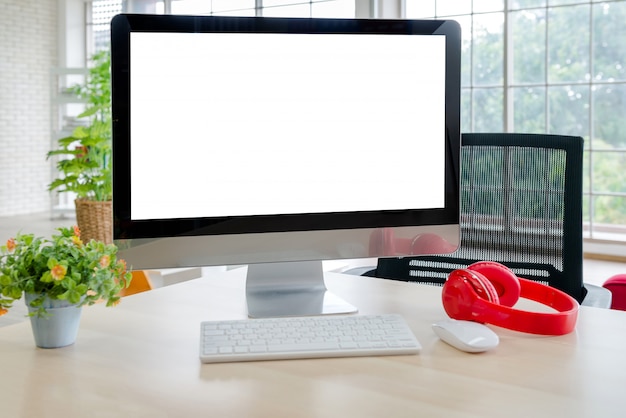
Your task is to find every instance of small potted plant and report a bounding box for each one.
[0,226,131,348]
[47,50,113,243]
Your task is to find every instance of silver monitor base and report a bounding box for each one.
[245,260,358,318]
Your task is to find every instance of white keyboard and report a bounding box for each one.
[199,313,421,363]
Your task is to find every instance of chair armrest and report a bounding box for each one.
[582,283,612,309]
[342,266,377,277]
[343,265,612,308]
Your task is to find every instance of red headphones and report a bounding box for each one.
[369,229,457,256]
[442,261,579,335]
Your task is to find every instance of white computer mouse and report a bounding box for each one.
[432,319,499,353]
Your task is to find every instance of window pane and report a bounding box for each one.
[472,13,504,86]
[473,0,504,13]
[509,0,546,8]
[593,83,626,150]
[512,86,546,133]
[549,0,580,6]
[93,0,122,18]
[593,1,626,82]
[264,0,303,6]
[213,9,256,16]
[592,152,626,194]
[172,0,212,14]
[126,0,161,13]
[312,0,354,18]
[172,0,256,15]
[511,9,546,84]
[593,195,626,226]
[548,85,589,137]
[473,88,504,132]
[548,4,590,83]
[262,4,310,17]
[406,0,435,18]
[212,0,256,12]
[91,0,123,51]
[436,0,471,16]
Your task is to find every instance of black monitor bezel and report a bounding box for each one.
[111,14,461,240]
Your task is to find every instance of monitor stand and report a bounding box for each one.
[245,260,358,318]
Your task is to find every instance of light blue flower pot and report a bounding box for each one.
[24,293,83,348]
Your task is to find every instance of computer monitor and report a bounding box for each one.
[111,14,461,318]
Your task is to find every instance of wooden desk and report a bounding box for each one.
[2,268,626,417]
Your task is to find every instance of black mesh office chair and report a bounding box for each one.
[361,133,610,307]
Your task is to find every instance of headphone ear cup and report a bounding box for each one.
[468,261,521,307]
[442,269,500,321]
[463,269,500,303]
[410,233,457,255]
[369,228,396,256]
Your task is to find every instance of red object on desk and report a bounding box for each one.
[603,274,626,311]
[442,261,580,335]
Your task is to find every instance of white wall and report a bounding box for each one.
[58,0,86,68]
[0,0,58,216]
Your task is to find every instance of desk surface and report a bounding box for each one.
[2,268,626,417]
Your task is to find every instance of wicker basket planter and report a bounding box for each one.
[74,199,113,244]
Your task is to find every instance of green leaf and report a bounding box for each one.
[47,258,58,270]
[10,287,22,299]
[40,271,54,283]
[63,278,76,290]
[47,149,75,157]
[58,135,79,147]
[106,296,121,307]
[68,290,82,304]
[0,275,11,286]
[77,106,99,118]
[72,126,88,139]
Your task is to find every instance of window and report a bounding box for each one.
[88,0,626,246]
[407,0,626,244]
[89,0,355,51]
[118,0,354,16]
[88,0,124,54]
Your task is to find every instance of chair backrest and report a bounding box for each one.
[375,133,587,303]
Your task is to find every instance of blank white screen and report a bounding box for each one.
[130,32,446,220]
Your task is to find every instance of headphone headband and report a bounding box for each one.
[442,264,579,335]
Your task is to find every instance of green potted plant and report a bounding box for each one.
[48,50,113,243]
[0,226,131,348]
